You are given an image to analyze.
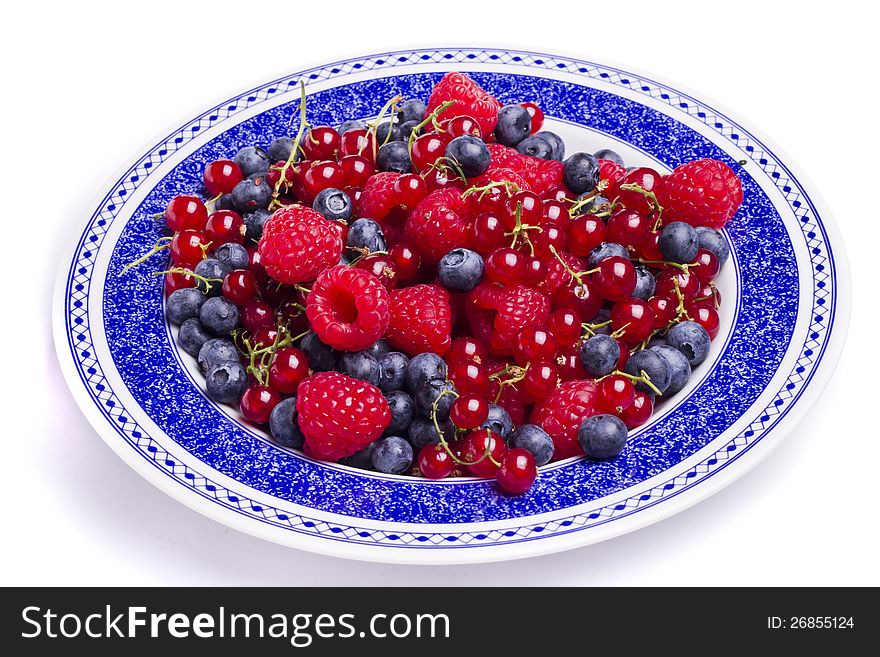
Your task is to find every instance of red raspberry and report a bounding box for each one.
[537,251,586,297]
[531,379,600,460]
[305,265,390,351]
[472,165,531,192]
[404,188,470,263]
[426,72,502,137]
[467,283,550,355]
[357,171,400,222]
[297,371,391,461]
[519,156,563,196]
[258,205,343,284]
[487,142,524,169]
[386,284,453,355]
[598,159,626,197]
[660,159,743,229]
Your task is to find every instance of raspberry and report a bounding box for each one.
[537,251,586,297]
[305,265,390,351]
[660,159,743,229]
[404,188,471,263]
[258,205,343,284]
[531,379,600,460]
[386,284,453,355]
[472,165,531,193]
[297,371,391,461]
[487,143,524,169]
[467,283,550,355]
[519,156,563,195]
[426,72,502,137]
[357,171,400,222]
[598,159,626,197]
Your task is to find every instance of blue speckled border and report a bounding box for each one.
[63,49,836,549]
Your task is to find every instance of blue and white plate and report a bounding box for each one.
[53,48,850,563]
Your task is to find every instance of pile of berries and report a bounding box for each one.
[136,72,742,495]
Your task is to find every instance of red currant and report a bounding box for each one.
[339,155,375,188]
[302,125,340,161]
[522,361,559,399]
[448,361,491,397]
[496,448,537,495]
[302,160,345,202]
[388,243,421,279]
[164,269,195,295]
[485,247,527,286]
[567,215,606,256]
[523,256,547,287]
[655,268,700,300]
[619,390,654,429]
[503,190,542,229]
[169,229,209,267]
[638,231,664,261]
[221,269,257,305]
[393,173,428,209]
[548,309,581,346]
[541,199,568,225]
[542,186,570,204]
[470,212,508,254]
[356,254,397,291]
[165,195,208,232]
[444,115,482,138]
[205,209,245,246]
[239,385,281,424]
[598,374,636,413]
[268,347,309,394]
[447,337,489,366]
[691,248,720,282]
[648,295,677,329]
[695,282,721,308]
[450,394,490,430]
[610,298,656,344]
[557,348,587,381]
[460,430,507,477]
[339,128,375,159]
[532,223,567,258]
[514,327,558,365]
[607,208,650,252]
[591,256,637,301]
[203,160,244,197]
[554,280,603,322]
[410,133,448,171]
[422,166,464,192]
[520,102,544,133]
[617,167,664,214]
[418,444,455,479]
[685,303,721,339]
[241,300,275,333]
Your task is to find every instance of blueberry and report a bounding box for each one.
[585,309,612,335]
[632,265,656,300]
[378,351,409,392]
[563,152,600,194]
[408,417,453,450]
[579,334,620,377]
[267,137,298,163]
[301,332,338,372]
[312,187,353,222]
[338,119,368,135]
[406,353,447,391]
[438,248,484,292]
[398,99,427,124]
[376,141,412,173]
[534,131,565,161]
[346,218,386,254]
[365,339,391,358]
[376,120,403,144]
[658,221,699,264]
[371,436,413,474]
[339,351,381,386]
[398,120,420,140]
[624,349,672,394]
[651,344,692,395]
[666,320,711,366]
[415,379,456,421]
[479,404,513,438]
[193,258,231,296]
[494,104,532,146]
[214,242,250,270]
[385,390,416,435]
[233,145,270,178]
[215,194,236,211]
[339,441,377,470]
[696,226,730,267]
[593,148,624,166]
[199,296,240,336]
[444,135,490,177]
[647,335,667,349]
[205,360,249,404]
[231,174,272,212]
[578,414,628,459]
[243,209,271,242]
[268,396,305,448]
[166,288,206,325]
[197,338,239,374]
[508,424,554,466]
[177,318,211,357]
[516,135,553,159]
[587,242,630,268]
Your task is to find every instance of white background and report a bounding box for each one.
[3,0,877,586]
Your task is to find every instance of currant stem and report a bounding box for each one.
[273,81,310,200]
[364,94,404,156]
[488,363,529,404]
[407,100,458,157]
[597,368,662,396]
[153,267,222,293]
[567,179,609,216]
[120,236,173,275]
[639,257,699,273]
[461,180,520,201]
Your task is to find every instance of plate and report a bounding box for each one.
[53,48,850,564]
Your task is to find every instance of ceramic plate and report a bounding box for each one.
[53,48,849,564]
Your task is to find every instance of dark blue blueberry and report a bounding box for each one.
[214,194,236,211]
[398,99,427,124]
[415,379,456,421]
[193,258,231,297]
[346,218,386,254]
[647,335,667,349]
[166,288,206,325]
[214,242,250,270]
[593,148,624,166]
[651,344,692,396]
[624,348,672,394]
[267,137,298,163]
[205,360,249,404]
[632,265,656,300]
[338,119,368,134]
[376,121,403,144]
[339,351,381,386]
[233,145,270,178]
[445,135,491,177]
[231,174,272,212]
[587,242,630,268]
[578,414,628,459]
[563,152,600,194]
[408,417,453,450]
[494,104,532,146]
[406,353,447,391]
[268,396,305,448]
[243,209,271,242]
[666,320,711,366]
[199,296,240,336]
[371,436,413,474]
[197,338,239,374]
[177,318,211,357]
[508,424,554,466]
[579,334,620,377]
[300,332,338,372]
[658,221,699,264]
[339,441,377,470]
[534,131,565,161]
[378,351,409,392]
[398,120,420,140]
[585,309,612,335]
[516,135,553,159]
[480,404,513,439]
[385,390,416,435]
[696,226,730,267]
[312,187,353,222]
[438,248,484,292]
[365,339,391,358]
[376,141,412,173]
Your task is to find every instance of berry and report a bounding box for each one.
[340,155,375,189]
[648,295,676,329]
[414,378,457,421]
[197,338,239,374]
[312,187,353,222]
[447,337,488,366]
[340,443,378,470]
[406,353,448,391]
[165,195,208,232]
[503,190,542,229]
[199,296,240,336]
[221,269,257,305]
[393,173,428,209]
[214,242,250,270]
[514,327,558,365]
[567,215,606,256]
[619,390,654,429]
[205,209,245,246]
[243,209,271,243]
[610,298,655,344]
[594,149,624,166]
[300,332,338,372]
[418,444,455,479]
[166,288,206,325]
[508,424,554,466]
[268,397,305,449]
[522,361,559,399]
[531,379,600,459]
[234,146,270,178]
[579,334,620,378]
[667,320,712,365]
[410,133,449,172]
[231,174,273,212]
[592,256,637,301]
[405,189,470,264]
[448,361,491,397]
[692,248,720,282]
[450,394,490,430]
[398,98,427,124]
[485,247,526,286]
[306,265,390,352]
[445,114,482,138]
[658,221,699,263]
[624,349,672,394]
[587,242,630,268]
[268,347,309,393]
[376,141,412,173]
[598,374,636,413]
[388,243,421,280]
[386,285,453,355]
[205,360,249,404]
[240,300,274,333]
[519,155,564,195]
[240,385,281,424]
[617,167,664,215]
[377,351,410,392]
[338,350,381,386]
[524,256,548,287]
[606,208,650,252]
[267,137,297,162]
[445,135,491,177]
[438,248,484,292]
[548,309,581,346]
[661,159,743,229]
[563,152,600,194]
[192,258,230,296]
[557,348,587,381]
[651,344,692,396]
[365,339,391,358]
[632,265,657,300]
[655,268,700,300]
[460,430,507,477]
[425,71,502,137]
[386,389,416,435]
[686,302,720,339]
[203,161,244,197]
[258,205,343,284]
[297,371,391,461]
[494,104,532,146]
[520,102,544,133]
[346,218,387,255]
[302,126,341,161]
[516,135,553,159]
[478,284,551,353]
[371,436,414,474]
[165,269,196,295]
[478,404,514,439]
[470,212,507,254]
[598,159,626,197]
[695,226,730,266]
[169,229,209,267]
[409,417,453,450]
[497,448,537,495]
[578,414,628,459]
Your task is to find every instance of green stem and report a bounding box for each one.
[273,81,310,200]
[120,236,173,275]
